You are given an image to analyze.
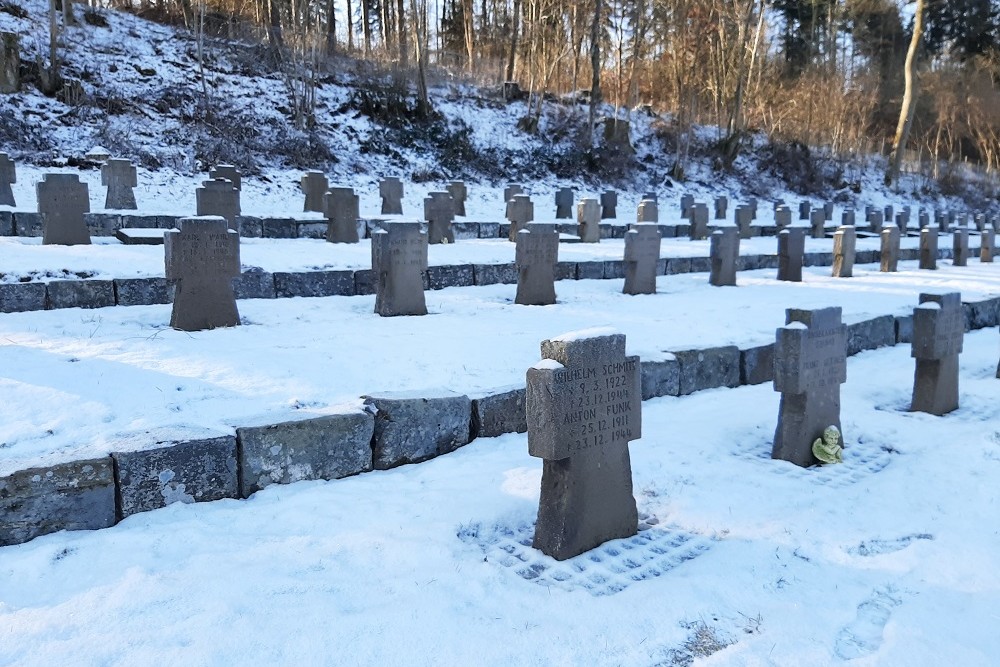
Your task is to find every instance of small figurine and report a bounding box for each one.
[812,425,843,464]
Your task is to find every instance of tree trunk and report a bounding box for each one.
[346,0,355,51]
[586,0,601,149]
[268,0,284,50]
[505,0,519,81]
[362,0,371,55]
[325,0,336,54]
[411,0,431,113]
[886,0,925,186]
[398,0,408,66]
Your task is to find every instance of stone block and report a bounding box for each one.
[856,249,876,265]
[354,269,375,295]
[427,264,474,290]
[274,271,354,298]
[640,357,680,399]
[296,222,327,240]
[609,225,628,239]
[604,260,626,279]
[576,261,604,280]
[0,210,12,235]
[452,222,479,240]
[262,218,298,239]
[846,315,895,355]
[498,223,512,239]
[688,257,712,273]
[13,211,43,236]
[84,213,121,236]
[237,216,263,238]
[46,280,116,310]
[115,277,172,306]
[964,297,1000,330]
[664,258,691,275]
[232,268,276,300]
[674,224,691,238]
[363,391,472,469]
[674,346,741,395]
[236,411,374,497]
[554,261,576,281]
[0,282,46,313]
[113,437,238,518]
[656,224,675,239]
[656,258,667,275]
[741,343,775,385]
[895,315,914,344]
[119,214,161,229]
[116,228,166,246]
[471,388,527,439]
[474,263,517,285]
[478,222,501,239]
[0,458,117,546]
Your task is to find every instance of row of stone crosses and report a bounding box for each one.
[528,288,982,561]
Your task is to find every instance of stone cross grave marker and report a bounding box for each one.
[504,184,524,208]
[880,225,900,272]
[507,194,534,241]
[823,202,834,219]
[301,171,328,213]
[424,191,455,244]
[372,222,428,316]
[748,197,758,219]
[867,210,884,234]
[974,214,986,232]
[515,223,558,306]
[38,173,91,246]
[555,187,575,219]
[883,204,894,223]
[0,152,16,206]
[981,228,995,263]
[772,307,847,467]
[709,226,739,287]
[953,227,969,267]
[919,225,939,270]
[680,193,694,219]
[164,216,241,331]
[942,212,954,233]
[446,181,467,216]
[637,198,658,223]
[810,209,826,239]
[735,204,753,239]
[714,196,728,220]
[577,197,601,243]
[911,292,964,416]
[642,192,657,203]
[799,201,811,221]
[209,165,241,190]
[601,190,617,219]
[832,225,856,278]
[196,178,240,231]
[919,210,930,229]
[774,206,792,230]
[777,227,805,282]
[526,329,641,561]
[324,186,360,243]
[379,177,404,215]
[623,223,660,295]
[689,203,709,240]
[841,209,856,227]
[101,158,137,210]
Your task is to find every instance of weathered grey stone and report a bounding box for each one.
[674,346,741,395]
[515,223,558,306]
[424,191,455,244]
[478,222,501,239]
[471,388,527,438]
[0,458,116,547]
[262,217,297,239]
[601,190,617,219]
[0,33,19,96]
[450,222,478,240]
[603,260,626,279]
[427,264,474,290]
[714,196,728,220]
[0,151,15,206]
[637,199,658,223]
[373,221,428,316]
[236,412,374,496]
[115,228,164,245]
[772,307,847,467]
[233,268,276,300]
[46,279,115,310]
[209,165,241,190]
[982,228,995,263]
[778,227,806,283]
[555,261,576,281]
[297,222,327,239]
[963,297,1000,330]
[0,282,46,313]
[920,226,939,269]
[953,227,970,267]
[555,187,575,219]
[640,357,680,399]
[577,198,601,242]
[504,183,523,206]
[165,216,241,331]
[680,194,695,219]
[709,226,739,287]
[824,202,835,219]
[576,261,604,280]
[810,209,826,239]
[0,209,12,235]
[84,212,121,236]
[446,181,467,216]
[867,210,884,234]
[324,186,361,244]
[841,209,856,226]
[113,436,237,517]
[473,262,518,285]
[101,158,138,210]
[196,178,240,231]
[38,173,91,245]
[274,270,354,298]
[379,176,404,215]
[301,171,328,212]
[774,206,792,230]
[895,314,914,344]
[832,225,856,278]
[847,315,895,355]
[623,223,660,295]
[527,331,640,560]
[364,391,472,469]
[881,225,900,272]
[236,215,262,238]
[115,277,172,306]
[911,292,963,416]
[735,205,753,239]
[799,201,811,221]
[689,203,709,240]
[506,194,534,241]
[741,343,775,385]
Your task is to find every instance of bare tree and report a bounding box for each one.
[886,0,925,186]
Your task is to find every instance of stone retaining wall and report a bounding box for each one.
[2,294,997,548]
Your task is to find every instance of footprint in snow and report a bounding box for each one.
[833,586,902,660]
